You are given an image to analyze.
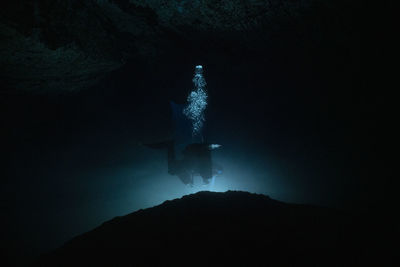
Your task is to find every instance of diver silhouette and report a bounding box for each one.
[145,65,223,185]
[144,140,222,185]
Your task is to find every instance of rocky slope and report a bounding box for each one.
[34,191,378,266]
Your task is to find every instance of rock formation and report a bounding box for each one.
[35,191,377,266]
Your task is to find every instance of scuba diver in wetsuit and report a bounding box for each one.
[144,140,222,185]
[145,65,222,185]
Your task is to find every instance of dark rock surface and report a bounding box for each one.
[34,191,381,266]
[1,0,360,93]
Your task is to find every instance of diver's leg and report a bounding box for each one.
[198,148,213,183]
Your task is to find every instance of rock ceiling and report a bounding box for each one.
[0,0,357,93]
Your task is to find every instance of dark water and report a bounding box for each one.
[1,46,381,265]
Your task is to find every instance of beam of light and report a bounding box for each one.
[183,65,208,139]
[209,144,222,150]
[209,175,216,190]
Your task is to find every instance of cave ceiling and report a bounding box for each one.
[0,0,358,93]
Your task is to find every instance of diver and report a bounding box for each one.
[144,140,222,185]
[144,65,222,185]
